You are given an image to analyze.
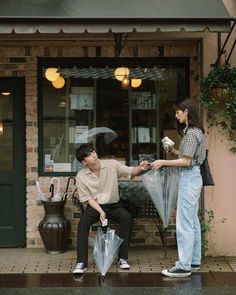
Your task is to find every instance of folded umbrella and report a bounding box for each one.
[50,177,63,202]
[141,168,178,228]
[36,180,49,202]
[93,227,123,277]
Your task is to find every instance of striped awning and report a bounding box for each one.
[59,67,174,80]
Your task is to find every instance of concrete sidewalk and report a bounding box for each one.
[0,246,235,274]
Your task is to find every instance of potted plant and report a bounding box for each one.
[200,65,236,153]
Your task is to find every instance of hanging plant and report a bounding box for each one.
[200,66,236,153]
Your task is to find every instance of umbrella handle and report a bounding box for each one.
[49,184,54,200]
[65,176,76,193]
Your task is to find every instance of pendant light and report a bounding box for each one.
[114,67,130,81]
[52,76,65,89]
[131,79,142,88]
[122,76,130,89]
[45,68,60,82]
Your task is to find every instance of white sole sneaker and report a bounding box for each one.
[73,267,87,274]
[118,259,130,269]
[119,265,130,270]
[73,263,87,274]
[162,269,191,277]
[191,265,201,271]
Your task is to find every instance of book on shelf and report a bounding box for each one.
[132,127,151,143]
[131,92,156,109]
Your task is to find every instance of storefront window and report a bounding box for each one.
[39,58,189,175]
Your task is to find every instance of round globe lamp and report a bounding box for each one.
[131,79,142,88]
[114,67,130,81]
[45,68,60,82]
[52,77,65,89]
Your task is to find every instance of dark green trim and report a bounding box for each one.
[0,77,26,247]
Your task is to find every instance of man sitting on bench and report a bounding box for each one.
[73,143,149,274]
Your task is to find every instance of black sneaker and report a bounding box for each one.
[73,262,87,274]
[162,266,191,277]
[191,264,201,271]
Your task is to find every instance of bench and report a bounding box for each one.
[72,180,172,257]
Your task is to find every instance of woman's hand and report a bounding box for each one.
[150,160,164,170]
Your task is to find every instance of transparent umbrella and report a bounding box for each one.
[36,180,49,202]
[77,127,118,144]
[93,227,124,277]
[50,177,63,202]
[141,167,179,228]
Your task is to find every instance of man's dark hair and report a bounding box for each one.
[76,143,95,162]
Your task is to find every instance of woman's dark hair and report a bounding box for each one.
[174,99,204,135]
[76,143,95,162]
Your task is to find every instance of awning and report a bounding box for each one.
[59,67,173,80]
[0,0,232,34]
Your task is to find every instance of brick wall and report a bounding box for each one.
[0,38,200,248]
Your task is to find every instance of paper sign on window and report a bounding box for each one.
[75,125,88,143]
[70,87,94,110]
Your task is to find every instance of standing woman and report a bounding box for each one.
[151,99,206,277]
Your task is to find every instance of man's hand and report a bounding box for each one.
[139,160,150,171]
[99,210,106,224]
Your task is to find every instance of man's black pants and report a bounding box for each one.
[77,202,132,265]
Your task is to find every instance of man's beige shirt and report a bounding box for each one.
[76,159,133,204]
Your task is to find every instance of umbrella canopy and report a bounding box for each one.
[93,227,123,277]
[77,127,118,145]
[141,167,179,227]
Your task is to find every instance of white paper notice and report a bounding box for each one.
[75,125,88,144]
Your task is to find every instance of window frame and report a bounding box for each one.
[38,57,190,176]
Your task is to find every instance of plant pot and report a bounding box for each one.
[38,200,71,254]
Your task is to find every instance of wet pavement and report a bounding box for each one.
[0,247,236,294]
[0,272,236,288]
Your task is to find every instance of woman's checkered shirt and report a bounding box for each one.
[178,127,206,165]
